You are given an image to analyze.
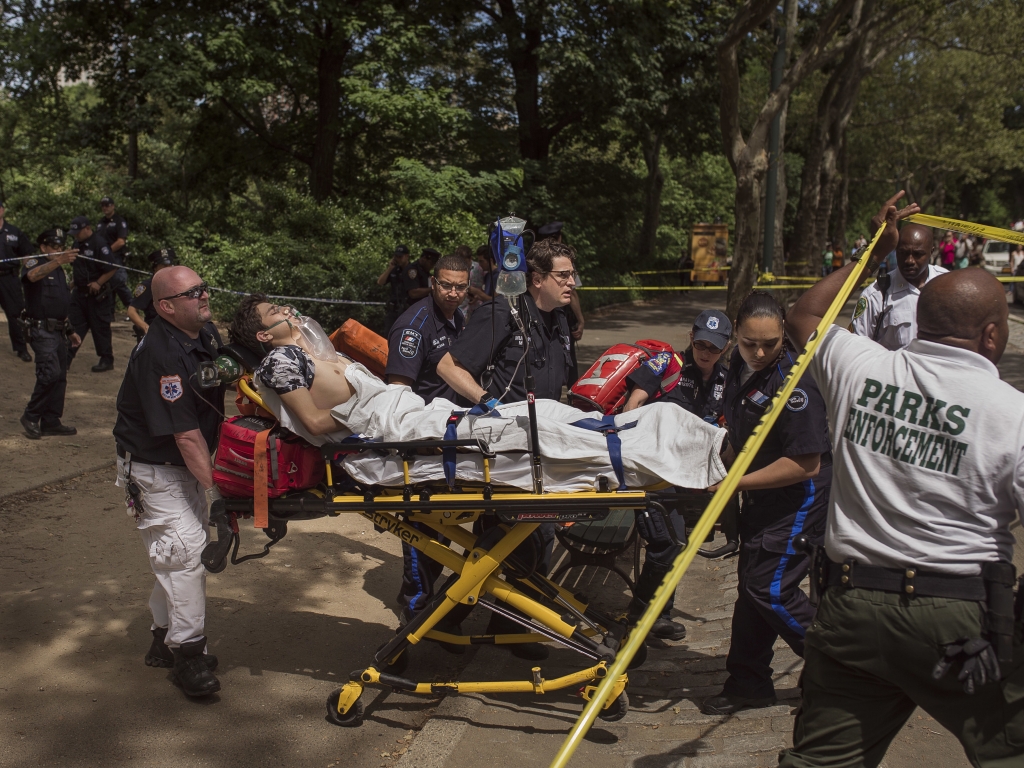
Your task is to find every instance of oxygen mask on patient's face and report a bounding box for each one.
[294,312,339,363]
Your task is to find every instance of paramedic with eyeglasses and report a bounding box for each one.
[385,254,470,644]
[113,266,225,699]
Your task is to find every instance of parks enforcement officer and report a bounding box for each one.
[19,228,82,439]
[376,244,411,330]
[0,199,35,361]
[128,248,178,341]
[702,291,832,717]
[386,254,469,642]
[403,248,441,308]
[97,196,133,308]
[621,310,733,641]
[780,193,1024,767]
[67,216,117,372]
[435,239,575,662]
[113,265,224,698]
[850,223,946,350]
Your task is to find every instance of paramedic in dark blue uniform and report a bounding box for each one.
[622,309,732,640]
[128,248,178,341]
[702,291,831,717]
[376,244,411,331]
[0,199,34,361]
[67,216,118,372]
[386,254,469,637]
[19,228,82,439]
[97,196,133,308]
[436,238,576,661]
[402,248,441,308]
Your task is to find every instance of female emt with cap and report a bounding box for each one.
[702,291,832,716]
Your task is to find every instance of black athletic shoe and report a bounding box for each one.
[697,540,739,560]
[146,628,217,671]
[650,617,687,641]
[20,415,41,440]
[172,636,221,697]
[701,692,776,716]
[91,359,114,372]
[40,423,77,437]
[18,349,32,362]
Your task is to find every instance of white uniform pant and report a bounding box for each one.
[116,456,209,648]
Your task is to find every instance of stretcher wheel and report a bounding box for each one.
[325,689,364,727]
[597,691,629,722]
[626,639,647,670]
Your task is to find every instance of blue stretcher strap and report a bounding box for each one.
[443,411,465,488]
[569,416,638,491]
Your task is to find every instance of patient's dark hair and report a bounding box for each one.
[229,293,269,353]
[735,290,785,330]
[527,239,576,275]
[433,254,470,276]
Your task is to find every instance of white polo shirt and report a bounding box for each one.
[809,326,1024,575]
[850,264,947,350]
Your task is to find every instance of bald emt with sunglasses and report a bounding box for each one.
[113,267,224,699]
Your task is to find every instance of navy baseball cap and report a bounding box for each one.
[538,221,563,238]
[692,310,731,349]
[37,227,65,247]
[148,247,177,267]
[421,248,441,260]
[394,244,410,256]
[68,216,90,235]
[100,196,115,206]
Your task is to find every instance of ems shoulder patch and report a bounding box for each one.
[786,388,809,412]
[160,374,184,402]
[399,329,422,358]
[853,296,867,320]
[645,351,672,375]
[25,258,38,268]
[133,283,147,297]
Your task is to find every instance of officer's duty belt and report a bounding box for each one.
[116,444,183,467]
[825,558,986,601]
[24,317,68,332]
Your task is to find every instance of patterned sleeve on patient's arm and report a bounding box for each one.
[255,346,316,395]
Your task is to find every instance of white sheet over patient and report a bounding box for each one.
[257,363,727,492]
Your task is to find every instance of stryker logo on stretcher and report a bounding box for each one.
[842,378,971,476]
[366,511,424,546]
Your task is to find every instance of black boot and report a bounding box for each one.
[172,636,221,697]
[146,627,218,670]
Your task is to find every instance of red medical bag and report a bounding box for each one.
[214,415,324,499]
[568,340,675,415]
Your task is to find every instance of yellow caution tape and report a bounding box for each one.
[907,214,1024,246]
[548,222,889,768]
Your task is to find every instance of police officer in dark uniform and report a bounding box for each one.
[377,244,411,331]
[128,248,178,341]
[19,228,82,439]
[97,196,133,308]
[114,265,224,698]
[702,291,831,716]
[435,239,576,661]
[67,216,117,372]
[402,248,441,308]
[386,254,469,644]
[0,199,35,361]
[622,309,733,640]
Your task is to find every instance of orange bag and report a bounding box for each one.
[329,319,388,379]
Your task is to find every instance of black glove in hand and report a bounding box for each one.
[932,637,1001,694]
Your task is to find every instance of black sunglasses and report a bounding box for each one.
[159,282,209,301]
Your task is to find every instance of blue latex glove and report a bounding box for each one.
[469,398,502,417]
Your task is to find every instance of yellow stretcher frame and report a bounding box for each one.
[217,378,679,727]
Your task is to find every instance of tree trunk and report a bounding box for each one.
[833,139,850,256]
[727,152,768,319]
[310,37,347,202]
[637,129,664,265]
[127,128,138,181]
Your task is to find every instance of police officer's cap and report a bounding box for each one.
[148,247,177,267]
[68,215,90,235]
[421,248,441,260]
[692,310,732,350]
[37,227,65,247]
[394,244,410,256]
[538,221,563,238]
[99,196,115,207]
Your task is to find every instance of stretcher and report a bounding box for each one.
[202,351,693,727]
